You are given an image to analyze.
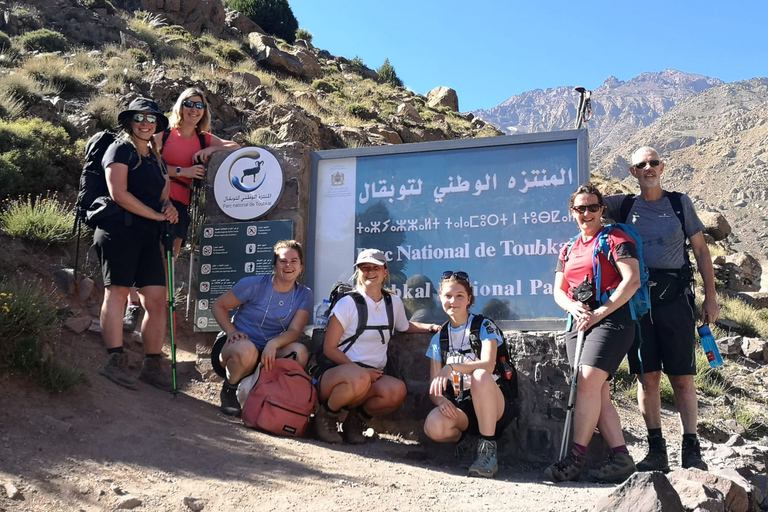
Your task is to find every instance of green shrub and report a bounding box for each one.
[377,59,403,87]
[295,28,312,43]
[0,93,24,120]
[86,95,119,131]
[0,72,47,103]
[0,193,76,245]
[213,42,246,64]
[311,79,336,94]
[349,56,365,69]
[346,103,374,120]
[224,0,299,43]
[0,118,79,198]
[18,29,69,53]
[0,31,11,51]
[126,48,149,63]
[246,127,280,146]
[0,279,86,391]
[22,54,89,95]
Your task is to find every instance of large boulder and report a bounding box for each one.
[427,86,459,111]
[247,33,322,79]
[668,468,749,512]
[724,252,762,292]
[225,8,265,36]
[141,0,227,37]
[589,472,684,512]
[699,211,732,241]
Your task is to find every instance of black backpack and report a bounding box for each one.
[75,131,139,228]
[438,314,518,401]
[309,282,395,374]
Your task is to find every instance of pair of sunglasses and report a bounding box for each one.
[441,270,469,281]
[132,113,157,123]
[183,100,205,109]
[634,160,660,169]
[571,204,603,214]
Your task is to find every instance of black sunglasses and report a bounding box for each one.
[441,270,469,281]
[571,204,603,214]
[183,100,205,109]
[132,113,157,123]
[634,160,660,169]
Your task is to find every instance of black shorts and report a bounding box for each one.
[565,304,634,378]
[168,199,190,244]
[455,384,516,440]
[627,292,697,376]
[93,223,165,288]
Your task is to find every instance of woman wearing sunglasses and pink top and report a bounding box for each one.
[546,182,640,483]
[155,87,240,259]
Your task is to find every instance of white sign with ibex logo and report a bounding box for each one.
[214,147,283,220]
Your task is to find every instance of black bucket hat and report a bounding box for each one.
[117,97,169,133]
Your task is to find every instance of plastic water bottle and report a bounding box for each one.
[499,356,513,380]
[315,299,330,328]
[451,370,461,396]
[698,324,723,368]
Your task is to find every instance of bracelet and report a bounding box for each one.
[448,364,454,372]
[176,166,181,176]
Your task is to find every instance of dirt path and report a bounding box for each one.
[0,324,627,512]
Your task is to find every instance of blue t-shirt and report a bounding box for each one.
[425,314,503,363]
[231,274,313,350]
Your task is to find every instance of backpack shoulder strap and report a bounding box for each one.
[383,291,394,335]
[665,191,687,238]
[619,194,636,224]
[468,314,485,358]
[438,322,450,364]
[198,131,207,150]
[160,128,171,154]
[564,232,581,262]
[338,292,368,352]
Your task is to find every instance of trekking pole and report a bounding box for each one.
[162,222,179,395]
[186,156,206,320]
[574,87,592,129]
[559,328,585,459]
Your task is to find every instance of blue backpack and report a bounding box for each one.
[566,223,651,322]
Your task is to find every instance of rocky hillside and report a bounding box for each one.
[474,69,723,153]
[592,78,768,258]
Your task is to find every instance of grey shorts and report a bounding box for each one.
[565,304,635,378]
[627,292,697,376]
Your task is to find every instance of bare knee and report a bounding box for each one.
[471,369,495,390]
[668,374,695,393]
[424,411,455,442]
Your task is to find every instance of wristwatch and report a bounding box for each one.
[176,166,181,176]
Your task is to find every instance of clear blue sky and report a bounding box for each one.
[289,0,767,112]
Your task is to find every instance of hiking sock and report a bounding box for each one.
[648,428,663,439]
[611,444,630,455]
[479,434,494,442]
[322,401,341,415]
[127,301,141,308]
[223,379,237,390]
[682,433,698,443]
[571,442,588,458]
[145,353,162,359]
[357,407,373,421]
[107,346,124,355]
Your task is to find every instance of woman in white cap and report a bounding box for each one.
[314,248,440,444]
[94,97,179,391]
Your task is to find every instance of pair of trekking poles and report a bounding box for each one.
[165,158,208,395]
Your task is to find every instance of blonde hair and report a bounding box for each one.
[168,87,211,133]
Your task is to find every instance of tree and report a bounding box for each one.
[377,58,403,88]
[224,0,299,44]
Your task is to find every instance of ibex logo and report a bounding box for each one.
[214,147,284,220]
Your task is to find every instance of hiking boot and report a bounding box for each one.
[468,439,498,478]
[219,382,241,416]
[123,304,143,332]
[588,452,637,483]
[313,406,342,444]
[544,452,586,483]
[636,436,670,472]
[342,408,368,444]
[100,352,137,390]
[681,437,708,470]
[138,357,172,391]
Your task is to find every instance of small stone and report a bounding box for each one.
[78,277,95,302]
[183,496,205,511]
[724,434,744,447]
[43,415,72,434]
[4,482,22,500]
[65,316,93,334]
[116,495,142,509]
[89,319,102,333]
[110,482,123,494]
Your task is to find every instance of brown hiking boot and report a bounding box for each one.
[342,408,369,444]
[544,451,586,483]
[314,405,342,444]
[636,436,670,472]
[682,436,708,470]
[100,352,137,390]
[588,452,637,483]
[138,357,172,391]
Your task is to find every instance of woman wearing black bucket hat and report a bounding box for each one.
[94,97,179,391]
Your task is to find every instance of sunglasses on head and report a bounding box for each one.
[571,204,603,214]
[634,160,660,170]
[132,113,157,123]
[441,270,469,281]
[182,100,205,109]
